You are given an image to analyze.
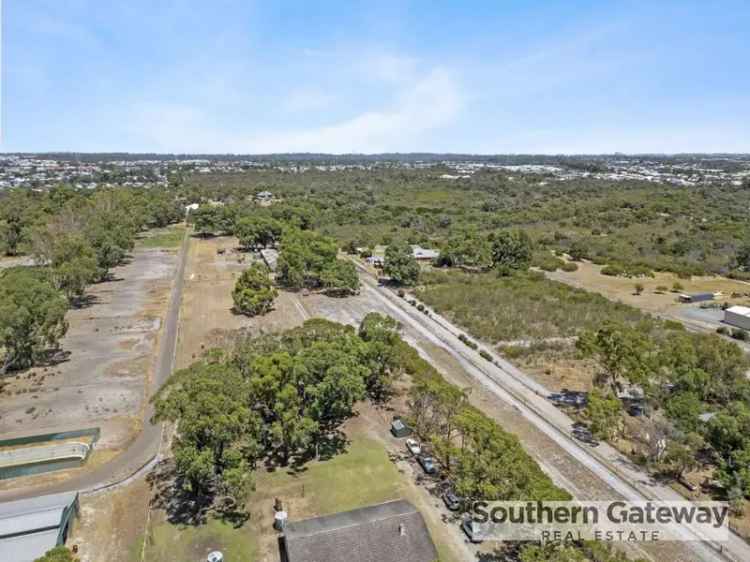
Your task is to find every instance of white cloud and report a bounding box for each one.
[281,88,337,113]
[127,64,463,153]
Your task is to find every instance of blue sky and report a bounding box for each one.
[2,1,749,154]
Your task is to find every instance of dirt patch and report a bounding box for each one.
[176,236,307,368]
[546,259,750,314]
[0,248,177,467]
[70,478,151,562]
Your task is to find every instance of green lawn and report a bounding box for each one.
[254,435,405,518]
[139,434,458,562]
[138,225,186,249]
[141,515,257,562]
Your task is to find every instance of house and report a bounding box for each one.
[724,305,750,330]
[281,500,438,562]
[411,246,440,261]
[256,190,273,201]
[0,491,79,562]
[678,292,716,304]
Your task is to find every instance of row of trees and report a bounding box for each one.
[402,337,570,503]
[152,315,403,504]
[0,185,183,374]
[382,228,534,288]
[578,321,750,499]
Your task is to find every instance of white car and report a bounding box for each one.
[405,438,421,456]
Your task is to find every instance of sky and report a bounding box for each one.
[2,0,749,154]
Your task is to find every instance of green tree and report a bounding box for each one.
[49,235,99,302]
[384,241,419,285]
[577,322,654,395]
[232,263,278,316]
[490,229,533,274]
[234,215,283,250]
[585,389,622,440]
[320,260,359,296]
[440,228,492,269]
[153,361,262,498]
[34,546,76,562]
[0,268,69,374]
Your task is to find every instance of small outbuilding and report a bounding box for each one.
[724,305,750,331]
[678,292,716,304]
[0,491,79,562]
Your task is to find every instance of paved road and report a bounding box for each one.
[0,229,190,502]
[352,263,749,562]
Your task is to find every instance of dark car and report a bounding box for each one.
[417,455,438,475]
[462,517,483,543]
[442,489,462,511]
[572,426,599,447]
[628,403,645,417]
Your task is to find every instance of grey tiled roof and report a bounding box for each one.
[283,499,438,562]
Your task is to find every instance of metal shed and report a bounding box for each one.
[724,305,750,331]
[0,491,79,562]
[678,292,715,303]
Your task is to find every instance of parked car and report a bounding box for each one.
[572,426,599,447]
[461,517,483,543]
[405,438,421,456]
[417,455,438,475]
[442,489,462,511]
[627,403,645,417]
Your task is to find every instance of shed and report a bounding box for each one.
[678,293,716,303]
[724,305,750,331]
[411,246,440,261]
[0,491,79,562]
[281,499,438,562]
[390,419,412,438]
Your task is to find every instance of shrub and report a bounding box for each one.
[479,349,493,362]
[716,326,729,335]
[671,282,685,293]
[731,328,749,341]
[561,261,578,272]
[655,285,669,293]
[417,303,425,312]
[409,299,417,306]
[634,283,644,295]
[398,289,405,298]
[601,264,624,277]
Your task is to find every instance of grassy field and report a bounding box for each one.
[139,434,460,562]
[141,515,258,562]
[138,225,186,249]
[417,269,646,343]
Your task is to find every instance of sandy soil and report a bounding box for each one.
[545,259,750,314]
[175,235,306,369]
[0,248,177,491]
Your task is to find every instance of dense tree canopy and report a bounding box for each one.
[0,268,68,374]
[384,241,420,285]
[232,263,278,316]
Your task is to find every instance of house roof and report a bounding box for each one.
[283,500,438,562]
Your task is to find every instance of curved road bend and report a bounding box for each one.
[0,228,191,503]
[352,262,750,562]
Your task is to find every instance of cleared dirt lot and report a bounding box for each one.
[0,247,177,470]
[546,259,750,315]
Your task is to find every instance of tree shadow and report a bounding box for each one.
[147,459,214,526]
[71,294,100,309]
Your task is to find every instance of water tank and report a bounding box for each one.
[274,510,288,531]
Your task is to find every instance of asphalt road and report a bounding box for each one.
[0,229,190,503]
[352,263,749,562]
